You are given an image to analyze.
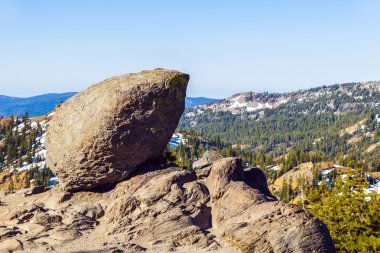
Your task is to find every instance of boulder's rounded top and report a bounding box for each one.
[106,68,189,85]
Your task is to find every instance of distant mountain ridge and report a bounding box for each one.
[0,93,219,117]
[179,80,380,166]
[185,97,220,108]
[184,81,380,117]
[0,93,77,117]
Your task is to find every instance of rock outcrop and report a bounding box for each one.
[0,69,336,252]
[193,150,222,179]
[0,158,335,252]
[205,158,335,253]
[46,69,189,192]
[0,117,13,129]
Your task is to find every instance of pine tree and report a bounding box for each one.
[281,178,290,202]
[24,172,30,188]
[308,171,380,252]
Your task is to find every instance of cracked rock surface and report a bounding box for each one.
[46,69,189,192]
[0,158,335,253]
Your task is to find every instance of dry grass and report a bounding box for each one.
[366,142,380,153]
[0,170,29,191]
[347,134,363,144]
[340,119,366,137]
[273,162,315,188]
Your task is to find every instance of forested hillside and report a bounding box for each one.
[0,113,54,190]
[179,81,380,171]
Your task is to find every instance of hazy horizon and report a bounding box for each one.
[1,1,380,98]
[1,78,380,99]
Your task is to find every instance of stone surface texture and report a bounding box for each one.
[46,69,189,192]
[193,150,223,179]
[0,159,335,253]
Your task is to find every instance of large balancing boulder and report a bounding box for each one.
[46,69,189,192]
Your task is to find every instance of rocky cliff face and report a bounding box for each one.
[0,69,335,252]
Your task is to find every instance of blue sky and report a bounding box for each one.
[1,1,379,98]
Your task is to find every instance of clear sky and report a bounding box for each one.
[1,0,379,98]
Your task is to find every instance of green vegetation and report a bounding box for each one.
[27,164,52,187]
[170,134,210,169]
[180,108,375,156]
[307,170,380,252]
[0,114,52,189]
[0,114,44,170]
[180,96,380,172]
